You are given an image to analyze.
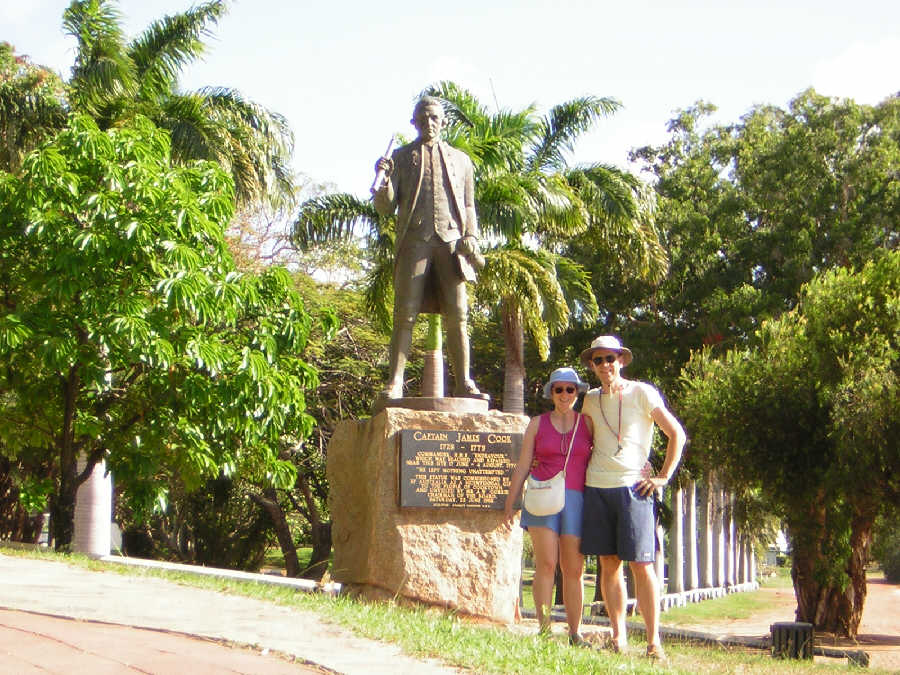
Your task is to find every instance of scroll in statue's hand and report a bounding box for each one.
[374,157,393,177]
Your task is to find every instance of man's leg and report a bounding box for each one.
[631,561,663,653]
[619,484,665,659]
[598,554,627,649]
[433,241,480,396]
[384,240,429,398]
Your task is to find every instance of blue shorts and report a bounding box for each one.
[580,485,656,562]
[520,489,584,537]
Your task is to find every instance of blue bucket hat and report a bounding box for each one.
[542,367,589,399]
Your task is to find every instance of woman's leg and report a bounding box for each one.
[559,533,584,636]
[599,554,628,649]
[529,526,559,632]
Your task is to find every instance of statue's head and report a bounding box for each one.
[411,96,445,143]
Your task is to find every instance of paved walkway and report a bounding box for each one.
[2,550,897,672]
[0,552,461,674]
[665,578,900,671]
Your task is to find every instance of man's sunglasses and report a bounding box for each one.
[592,355,618,365]
[553,385,577,394]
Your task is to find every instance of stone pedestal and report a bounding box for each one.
[327,407,526,623]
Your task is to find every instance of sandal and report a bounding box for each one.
[583,632,625,652]
[568,633,591,647]
[646,643,668,663]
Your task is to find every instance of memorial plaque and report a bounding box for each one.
[399,429,522,509]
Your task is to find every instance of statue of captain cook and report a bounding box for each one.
[372,96,485,401]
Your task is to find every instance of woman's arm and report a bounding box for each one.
[504,416,539,523]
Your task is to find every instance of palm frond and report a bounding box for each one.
[422,81,486,129]
[567,163,645,223]
[528,96,620,172]
[363,251,394,333]
[129,0,226,102]
[63,0,137,118]
[475,173,530,240]
[568,164,668,281]
[159,92,218,162]
[554,255,599,325]
[162,86,294,207]
[477,169,585,242]
[475,246,570,359]
[293,193,384,251]
[525,171,587,238]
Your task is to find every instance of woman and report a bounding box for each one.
[505,367,594,645]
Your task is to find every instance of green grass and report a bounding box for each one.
[261,545,314,571]
[2,546,882,674]
[658,589,775,625]
[520,564,793,623]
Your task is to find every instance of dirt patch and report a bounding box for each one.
[667,576,900,671]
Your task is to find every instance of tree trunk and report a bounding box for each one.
[685,480,699,590]
[0,457,45,543]
[250,488,300,577]
[502,303,525,414]
[790,499,873,637]
[305,522,332,581]
[668,485,685,594]
[296,470,330,580]
[51,367,80,550]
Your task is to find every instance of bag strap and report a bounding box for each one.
[561,413,580,474]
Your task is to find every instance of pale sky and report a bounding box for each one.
[5,0,899,197]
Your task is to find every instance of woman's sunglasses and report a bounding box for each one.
[553,385,577,394]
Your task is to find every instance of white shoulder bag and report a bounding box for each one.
[523,413,580,516]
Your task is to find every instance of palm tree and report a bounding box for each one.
[294,82,666,412]
[426,82,666,413]
[1,0,292,208]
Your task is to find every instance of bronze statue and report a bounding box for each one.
[372,97,485,401]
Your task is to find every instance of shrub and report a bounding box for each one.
[871,514,900,583]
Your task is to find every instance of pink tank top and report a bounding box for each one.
[530,412,592,491]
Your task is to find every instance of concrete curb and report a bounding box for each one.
[98,554,342,594]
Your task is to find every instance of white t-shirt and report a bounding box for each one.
[583,380,664,488]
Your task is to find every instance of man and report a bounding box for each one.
[578,335,686,661]
[372,96,484,400]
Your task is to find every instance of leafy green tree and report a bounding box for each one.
[0,1,292,208]
[871,513,900,583]
[557,90,900,506]
[0,42,67,174]
[0,114,316,549]
[680,251,899,636]
[620,91,900,386]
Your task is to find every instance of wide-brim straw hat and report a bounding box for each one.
[579,335,633,368]
[542,367,589,399]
